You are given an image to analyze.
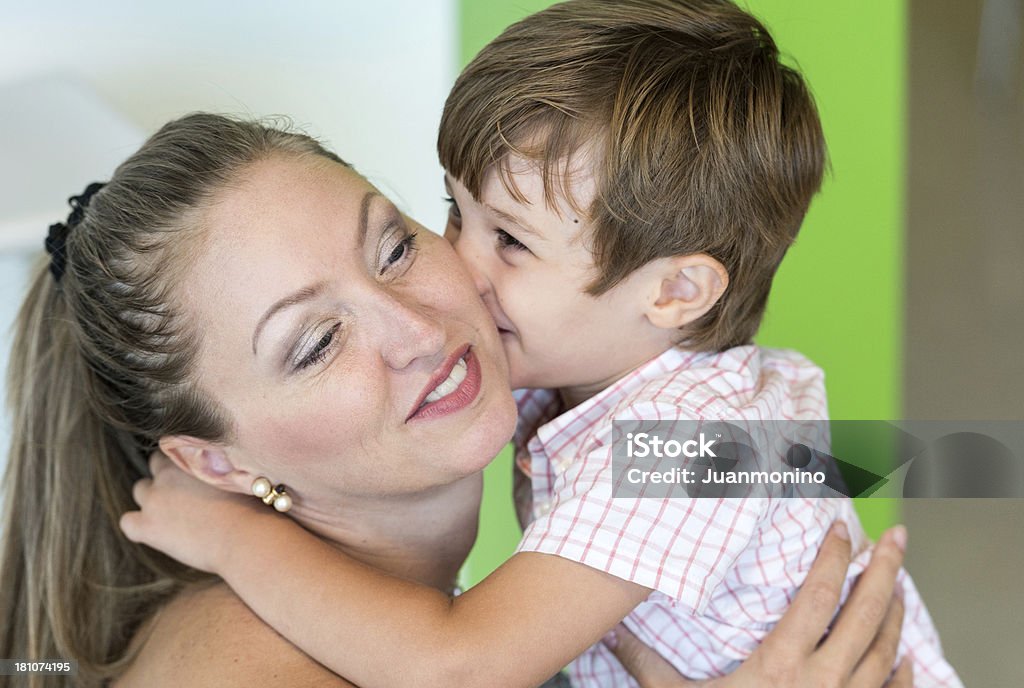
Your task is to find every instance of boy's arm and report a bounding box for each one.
[122,456,650,688]
[235,517,648,688]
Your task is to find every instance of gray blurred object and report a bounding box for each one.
[975,0,1022,102]
[974,0,1024,327]
[907,0,1024,419]
[906,1,1024,685]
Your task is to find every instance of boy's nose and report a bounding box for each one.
[452,233,494,300]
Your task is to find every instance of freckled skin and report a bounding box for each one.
[183,155,518,501]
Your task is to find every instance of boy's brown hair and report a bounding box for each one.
[438,0,826,351]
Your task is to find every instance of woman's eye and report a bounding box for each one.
[298,324,340,370]
[495,228,527,252]
[380,231,419,275]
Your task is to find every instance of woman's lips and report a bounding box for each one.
[406,347,482,422]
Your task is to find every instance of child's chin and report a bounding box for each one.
[506,351,552,390]
[507,366,534,391]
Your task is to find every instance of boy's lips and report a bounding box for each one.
[494,322,517,345]
[488,310,517,337]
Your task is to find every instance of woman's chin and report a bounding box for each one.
[464,393,518,472]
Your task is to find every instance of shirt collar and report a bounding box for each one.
[528,347,715,469]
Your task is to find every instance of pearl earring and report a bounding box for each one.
[251,477,293,513]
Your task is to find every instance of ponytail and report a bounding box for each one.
[0,113,345,687]
[0,260,203,687]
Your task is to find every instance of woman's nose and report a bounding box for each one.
[378,295,445,370]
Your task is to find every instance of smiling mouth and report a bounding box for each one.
[422,354,468,403]
[407,346,483,421]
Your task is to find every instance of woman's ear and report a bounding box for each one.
[645,254,729,331]
[157,435,251,495]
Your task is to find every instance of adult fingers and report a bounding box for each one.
[848,588,904,688]
[605,624,697,688]
[816,525,906,673]
[885,657,913,688]
[761,521,852,660]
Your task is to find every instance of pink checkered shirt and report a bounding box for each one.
[514,345,961,687]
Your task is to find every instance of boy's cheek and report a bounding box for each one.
[502,341,530,389]
[504,345,552,391]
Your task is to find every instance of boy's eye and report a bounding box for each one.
[443,195,462,220]
[495,228,527,252]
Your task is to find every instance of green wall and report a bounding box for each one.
[743,0,905,536]
[458,0,906,587]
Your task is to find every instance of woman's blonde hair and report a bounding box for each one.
[0,113,344,687]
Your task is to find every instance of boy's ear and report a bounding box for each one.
[157,435,252,495]
[645,254,729,331]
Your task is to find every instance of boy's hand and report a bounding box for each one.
[607,523,912,688]
[120,452,264,573]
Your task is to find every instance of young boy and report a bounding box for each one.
[125,1,960,686]
[434,3,958,685]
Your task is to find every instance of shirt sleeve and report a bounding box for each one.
[515,400,770,614]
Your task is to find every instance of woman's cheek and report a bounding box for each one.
[250,398,370,467]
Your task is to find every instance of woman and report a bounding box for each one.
[1,114,909,687]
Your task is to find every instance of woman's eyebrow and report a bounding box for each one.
[358,190,382,245]
[252,281,329,355]
[251,189,383,356]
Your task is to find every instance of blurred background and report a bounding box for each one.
[1,0,1021,684]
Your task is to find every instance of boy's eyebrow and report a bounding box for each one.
[485,204,544,239]
[443,172,544,239]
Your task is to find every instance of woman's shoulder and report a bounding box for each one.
[113,581,355,687]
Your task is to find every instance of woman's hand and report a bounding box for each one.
[120,452,267,573]
[606,523,913,688]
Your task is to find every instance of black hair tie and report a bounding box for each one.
[45,181,106,282]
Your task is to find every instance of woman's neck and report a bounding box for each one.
[286,472,484,593]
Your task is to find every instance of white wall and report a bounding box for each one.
[0,0,458,220]
[0,0,458,471]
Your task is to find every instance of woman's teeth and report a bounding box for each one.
[424,356,468,403]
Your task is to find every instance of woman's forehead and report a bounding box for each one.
[183,157,370,321]
[234,154,368,210]
[204,157,371,248]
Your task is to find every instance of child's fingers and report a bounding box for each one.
[817,526,906,673]
[604,624,696,687]
[119,510,143,543]
[847,589,904,688]
[148,450,173,477]
[131,477,152,507]
[762,521,852,660]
